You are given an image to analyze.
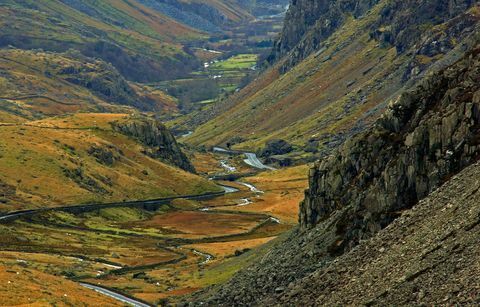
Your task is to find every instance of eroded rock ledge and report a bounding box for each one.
[112,117,195,173]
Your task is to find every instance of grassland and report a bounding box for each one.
[211,54,258,70]
[0,113,220,212]
[0,148,308,305]
[0,264,120,306]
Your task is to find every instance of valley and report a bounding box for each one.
[0,144,307,305]
[0,1,297,304]
[1,0,480,306]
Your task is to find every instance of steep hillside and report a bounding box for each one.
[192,40,480,306]
[271,160,480,305]
[196,163,480,306]
[270,0,379,67]
[0,49,178,115]
[184,0,479,164]
[300,45,480,242]
[0,0,203,82]
[136,0,289,33]
[136,0,253,32]
[272,0,477,70]
[0,113,220,213]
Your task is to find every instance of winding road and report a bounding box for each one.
[0,147,278,306]
[0,191,227,223]
[80,283,151,307]
[237,181,264,194]
[213,147,276,170]
[243,152,276,170]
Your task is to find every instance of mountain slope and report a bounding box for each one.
[272,160,480,305]
[136,0,289,33]
[136,0,253,32]
[184,0,479,163]
[0,48,178,115]
[192,38,480,306]
[0,0,203,82]
[0,113,220,213]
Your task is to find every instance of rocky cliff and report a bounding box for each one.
[270,0,378,64]
[191,40,480,307]
[271,0,478,72]
[112,117,195,173]
[60,56,156,111]
[271,159,480,306]
[301,46,480,251]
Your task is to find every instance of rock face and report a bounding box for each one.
[60,58,155,111]
[301,47,480,252]
[272,160,480,306]
[87,144,122,166]
[112,118,195,173]
[191,44,480,307]
[259,139,293,157]
[371,0,477,53]
[270,0,379,68]
[270,0,477,72]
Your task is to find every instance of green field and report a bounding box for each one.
[154,53,261,112]
[210,54,258,70]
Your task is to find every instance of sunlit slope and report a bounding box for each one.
[0,265,121,306]
[0,0,204,82]
[0,113,221,213]
[186,6,403,150]
[186,2,480,155]
[0,49,178,116]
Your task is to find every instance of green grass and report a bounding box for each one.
[211,54,258,70]
[153,53,260,107]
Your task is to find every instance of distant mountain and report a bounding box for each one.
[0,0,205,82]
[137,0,289,32]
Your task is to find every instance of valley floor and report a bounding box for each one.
[0,146,307,305]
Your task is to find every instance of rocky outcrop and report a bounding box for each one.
[87,144,123,166]
[270,0,478,72]
[259,139,293,157]
[271,160,480,306]
[301,47,480,254]
[189,44,480,307]
[371,0,477,53]
[60,58,155,111]
[270,0,379,68]
[62,167,109,194]
[112,117,195,173]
